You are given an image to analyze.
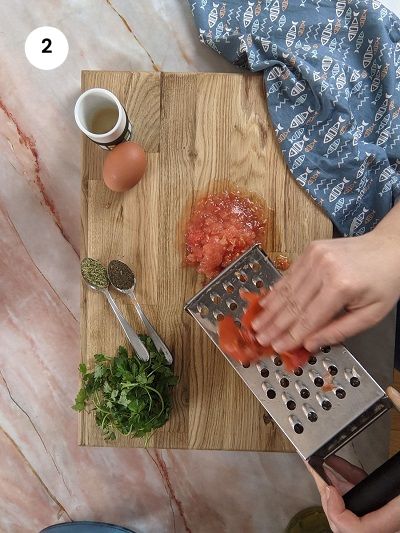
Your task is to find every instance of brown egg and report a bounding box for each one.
[103,142,147,192]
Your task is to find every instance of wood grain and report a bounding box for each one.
[80,71,333,449]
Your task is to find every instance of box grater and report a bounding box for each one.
[184,244,392,467]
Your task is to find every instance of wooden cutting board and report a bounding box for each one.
[80,71,332,449]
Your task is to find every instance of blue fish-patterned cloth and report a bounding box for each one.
[188,0,400,236]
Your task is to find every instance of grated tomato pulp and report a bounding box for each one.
[185,191,267,279]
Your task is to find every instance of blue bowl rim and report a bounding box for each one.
[41,521,136,533]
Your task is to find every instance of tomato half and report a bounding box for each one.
[218,315,263,365]
[218,290,312,372]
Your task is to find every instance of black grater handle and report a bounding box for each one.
[343,451,400,516]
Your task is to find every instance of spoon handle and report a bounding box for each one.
[129,292,173,364]
[104,290,149,362]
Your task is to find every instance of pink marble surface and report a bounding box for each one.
[0,1,398,532]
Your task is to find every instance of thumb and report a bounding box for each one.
[325,486,362,533]
[304,305,380,352]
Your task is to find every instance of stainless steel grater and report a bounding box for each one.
[184,244,392,464]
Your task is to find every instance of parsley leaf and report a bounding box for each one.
[72,388,87,411]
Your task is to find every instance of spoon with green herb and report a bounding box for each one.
[81,258,149,362]
[108,259,173,364]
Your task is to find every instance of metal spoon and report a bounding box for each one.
[81,258,150,362]
[108,260,173,364]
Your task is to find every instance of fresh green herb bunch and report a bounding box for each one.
[73,336,178,441]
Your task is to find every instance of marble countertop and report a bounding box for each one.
[0,1,398,532]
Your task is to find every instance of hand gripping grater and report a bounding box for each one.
[185,244,399,516]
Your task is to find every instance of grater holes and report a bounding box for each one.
[309,370,324,387]
[214,311,225,321]
[235,271,248,283]
[302,403,318,422]
[294,367,303,376]
[345,368,361,387]
[328,365,338,376]
[280,377,290,388]
[308,356,317,365]
[287,400,296,410]
[295,381,310,398]
[282,393,296,410]
[223,282,235,294]
[241,361,250,368]
[314,377,324,388]
[227,300,238,311]
[210,293,222,304]
[262,382,276,399]
[256,363,269,378]
[197,304,209,318]
[253,278,264,288]
[323,358,338,376]
[322,400,332,410]
[250,261,261,273]
[276,370,289,385]
[316,393,331,410]
[335,388,346,399]
[308,412,318,422]
[240,290,252,301]
[289,415,304,434]
[273,356,283,366]
[321,346,331,353]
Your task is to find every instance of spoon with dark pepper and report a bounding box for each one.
[108,260,173,364]
[81,258,150,362]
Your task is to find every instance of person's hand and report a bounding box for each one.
[252,207,400,353]
[307,386,400,533]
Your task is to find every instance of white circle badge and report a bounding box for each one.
[25,27,69,70]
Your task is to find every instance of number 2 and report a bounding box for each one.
[42,38,52,53]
